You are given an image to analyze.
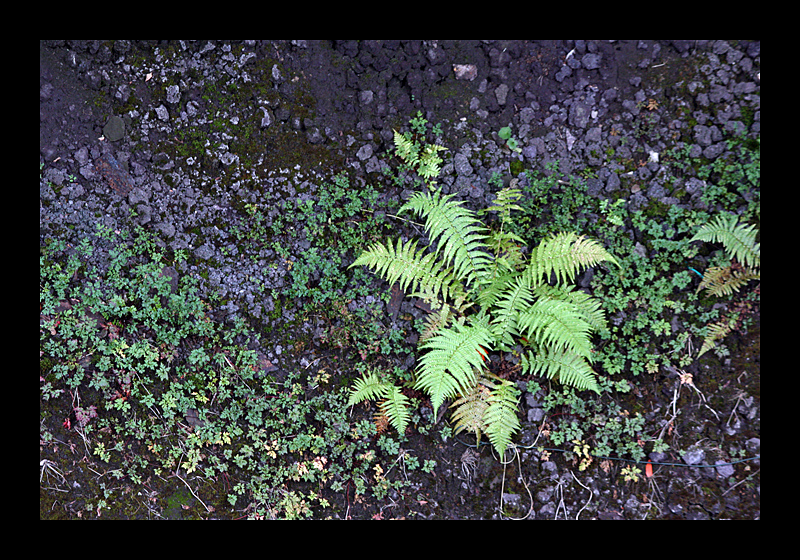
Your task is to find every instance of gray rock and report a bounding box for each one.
[585,126,602,143]
[683,448,706,466]
[194,244,215,260]
[166,84,181,105]
[356,144,373,161]
[581,53,602,70]
[155,105,169,122]
[453,64,478,81]
[103,115,125,142]
[570,101,592,129]
[495,83,509,106]
[453,152,473,176]
[715,461,735,478]
[359,90,374,105]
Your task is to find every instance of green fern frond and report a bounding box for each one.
[417,144,448,181]
[400,190,491,289]
[483,379,521,460]
[415,321,494,417]
[378,384,411,435]
[489,276,535,351]
[479,186,523,225]
[521,348,600,393]
[347,370,389,407]
[419,300,454,343]
[698,265,761,297]
[690,214,760,270]
[393,129,419,166]
[533,284,608,334]
[349,237,464,303]
[524,232,619,287]
[393,129,447,183]
[517,297,594,359]
[347,370,410,435]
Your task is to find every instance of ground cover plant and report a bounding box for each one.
[39,221,430,519]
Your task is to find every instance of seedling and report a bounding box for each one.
[498,126,522,153]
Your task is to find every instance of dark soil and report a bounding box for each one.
[40,40,760,519]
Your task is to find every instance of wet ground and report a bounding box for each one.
[40,40,759,519]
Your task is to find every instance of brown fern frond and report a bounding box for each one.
[374,411,390,435]
[698,263,760,298]
[450,378,492,446]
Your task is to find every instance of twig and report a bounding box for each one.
[173,472,212,514]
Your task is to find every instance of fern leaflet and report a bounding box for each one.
[697,316,738,358]
[524,232,619,286]
[349,237,464,303]
[378,384,411,435]
[483,379,521,460]
[415,321,494,417]
[698,265,760,297]
[347,370,410,435]
[517,296,594,359]
[400,190,491,289]
[450,379,492,447]
[521,348,600,394]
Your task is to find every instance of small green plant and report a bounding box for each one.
[498,126,522,153]
[348,128,619,459]
[393,129,447,185]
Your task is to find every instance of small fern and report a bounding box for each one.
[393,129,447,184]
[348,116,618,458]
[482,379,521,460]
[347,370,410,435]
[697,317,737,358]
[690,214,760,357]
[690,213,760,270]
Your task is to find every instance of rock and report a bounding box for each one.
[453,152,473,176]
[194,244,214,260]
[453,64,478,81]
[356,144,373,161]
[495,83,509,105]
[103,115,125,142]
[155,105,169,122]
[166,84,181,106]
[683,448,706,466]
[569,101,592,129]
[715,461,735,478]
[359,90,374,105]
[581,53,602,70]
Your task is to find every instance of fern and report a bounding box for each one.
[450,379,492,446]
[521,348,600,393]
[349,118,618,458]
[690,214,760,270]
[393,129,447,184]
[415,321,494,417]
[691,214,760,357]
[482,379,521,460]
[697,316,737,358]
[698,265,760,297]
[347,370,410,435]
[524,232,619,287]
[400,190,491,289]
[350,237,465,304]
